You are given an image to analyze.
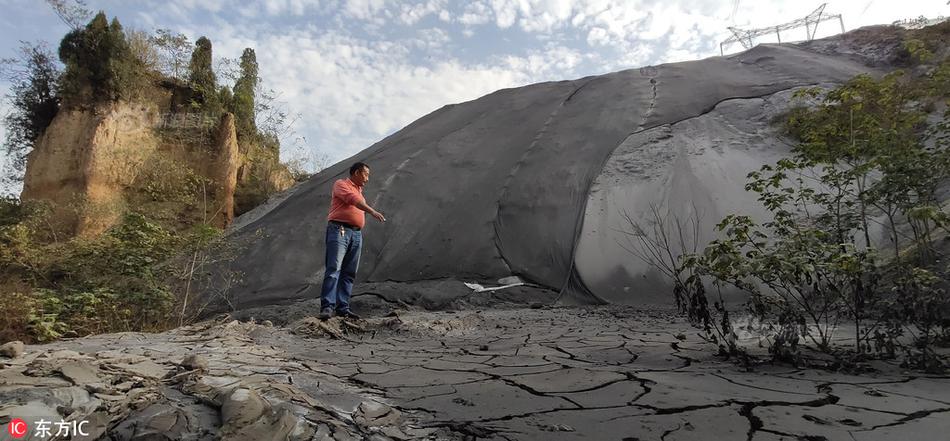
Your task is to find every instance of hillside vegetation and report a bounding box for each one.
[0,10,310,342]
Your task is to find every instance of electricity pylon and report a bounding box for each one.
[720,3,845,56]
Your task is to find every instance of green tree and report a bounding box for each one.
[217,85,233,111]
[1,42,61,182]
[230,48,258,139]
[58,12,143,103]
[188,36,218,110]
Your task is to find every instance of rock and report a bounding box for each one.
[359,401,391,420]
[84,382,113,394]
[94,393,127,401]
[50,386,100,414]
[262,320,274,327]
[221,387,267,429]
[230,408,306,441]
[355,401,400,427]
[21,103,246,236]
[180,354,209,371]
[111,360,168,379]
[59,361,102,385]
[48,349,84,359]
[73,411,111,441]
[0,340,25,358]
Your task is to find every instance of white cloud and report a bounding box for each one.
[458,1,491,26]
[489,0,519,28]
[342,0,388,21]
[5,0,947,168]
[586,27,609,46]
[515,0,575,33]
[203,22,590,162]
[412,28,451,50]
[397,0,447,25]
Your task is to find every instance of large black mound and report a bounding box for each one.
[205,35,891,312]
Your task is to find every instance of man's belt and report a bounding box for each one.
[329,220,361,231]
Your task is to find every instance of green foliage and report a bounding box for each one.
[218,85,233,110]
[0,10,283,342]
[230,48,259,140]
[132,154,206,204]
[889,268,949,371]
[902,39,934,64]
[187,36,219,112]
[234,144,291,215]
[1,42,61,183]
[58,12,147,104]
[673,55,950,371]
[0,199,182,342]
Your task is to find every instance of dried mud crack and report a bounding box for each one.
[3,306,949,440]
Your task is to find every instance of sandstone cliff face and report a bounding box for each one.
[207,113,240,226]
[21,101,244,236]
[21,102,159,236]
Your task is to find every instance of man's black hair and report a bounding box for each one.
[350,162,369,175]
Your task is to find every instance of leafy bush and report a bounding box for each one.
[0,200,182,342]
[131,154,206,204]
[641,50,950,371]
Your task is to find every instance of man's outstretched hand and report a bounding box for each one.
[371,210,386,222]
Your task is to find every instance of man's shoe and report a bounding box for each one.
[338,310,361,320]
[318,308,334,320]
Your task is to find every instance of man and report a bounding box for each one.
[319,162,385,320]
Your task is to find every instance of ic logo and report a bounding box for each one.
[7,418,28,439]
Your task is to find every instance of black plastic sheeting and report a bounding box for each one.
[203,43,871,310]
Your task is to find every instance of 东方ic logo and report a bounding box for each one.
[7,418,28,438]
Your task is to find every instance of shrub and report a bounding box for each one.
[645,53,950,371]
[0,204,180,342]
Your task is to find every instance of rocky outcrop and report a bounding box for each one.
[21,102,160,236]
[207,113,241,226]
[21,102,243,235]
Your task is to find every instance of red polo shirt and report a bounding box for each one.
[327,178,365,229]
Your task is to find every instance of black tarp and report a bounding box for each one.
[203,43,872,310]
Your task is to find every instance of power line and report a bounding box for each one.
[719,3,845,56]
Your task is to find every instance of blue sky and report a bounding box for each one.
[1,0,948,183]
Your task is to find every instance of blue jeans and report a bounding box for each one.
[320,223,362,312]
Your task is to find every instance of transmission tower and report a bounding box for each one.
[720,3,845,56]
[892,15,948,29]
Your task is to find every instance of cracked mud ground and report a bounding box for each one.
[2,307,949,440]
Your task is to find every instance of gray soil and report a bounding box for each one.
[3,307,948,440]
